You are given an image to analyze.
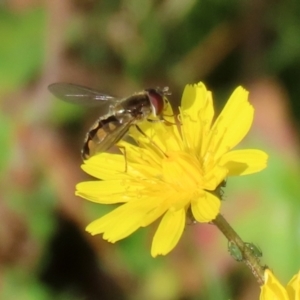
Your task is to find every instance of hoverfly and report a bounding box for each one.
[48,83,170,159]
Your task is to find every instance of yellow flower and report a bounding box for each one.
[260,269,300,300]
[76,82,268,257]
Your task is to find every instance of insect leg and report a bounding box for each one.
[146,116,177,126]
[118,145,128,172]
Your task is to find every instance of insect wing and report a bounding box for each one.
[82,115,134,159]
[48,83,120,107]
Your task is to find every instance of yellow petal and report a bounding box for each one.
[260,269,289,300]
[151,209,185,257]
[207,87,253,160]
[219,149,268,176]
[203,164,228,190]
[81,153,126,180]
[140,202,168,227]
[86,200,157,241]
[180,82,214,152]
[76,180,146,204]
[191,192,220,222]
[286,271,300,300]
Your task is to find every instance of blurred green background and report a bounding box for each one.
[1,0,300,299]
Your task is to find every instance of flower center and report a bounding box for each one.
[162,151,204,192]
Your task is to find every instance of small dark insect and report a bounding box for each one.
[48,83,170,159]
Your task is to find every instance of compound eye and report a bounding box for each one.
[147,89,165,116]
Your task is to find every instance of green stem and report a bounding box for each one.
[212,214,265,285]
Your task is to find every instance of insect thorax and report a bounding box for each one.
[115,93,152,121]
